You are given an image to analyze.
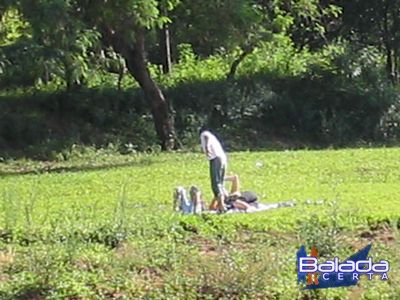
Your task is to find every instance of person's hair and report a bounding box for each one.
[198,125,208,136]
[227,194,239,202]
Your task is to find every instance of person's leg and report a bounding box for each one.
[209,198,218,210]
[209,159,220,210]
[190,186,205,213]
[217,162,226,211]
[173,188,180,211]
[175,187,191,214]
[210,157,226,211]
[232,199,251,210]
[224,174,240,195]
[174,186,187,212]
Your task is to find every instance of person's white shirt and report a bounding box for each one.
[200,130,227,165]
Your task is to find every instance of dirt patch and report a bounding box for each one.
[133,268,165,291]
[345,227,397,251]
[188,230,298,258]
[0,249,15,268]
[0,274,10,283]
[347,286,366,300]
[114,242,144,260]
[187,236,220,256]
[188,235,252,256]
[359,227,396,245]
[15,289,46,300]
[137,266,161,278]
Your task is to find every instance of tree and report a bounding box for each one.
[340,0,400,84]
[169,0,342,79]
[159,0,172,74]
[0,1,99,89]
[1,0,180,149]
[170,0,269,79]
[267,0,342,53]
[80,0,179,150]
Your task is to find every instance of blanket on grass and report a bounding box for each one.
[205,200,296,214]
[174,186,329,215]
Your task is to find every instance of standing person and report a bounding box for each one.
[199,127,227,212]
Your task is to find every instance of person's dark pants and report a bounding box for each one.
[209,157,225,198]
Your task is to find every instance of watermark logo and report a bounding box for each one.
[296,243,389,290]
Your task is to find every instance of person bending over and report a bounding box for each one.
[200,127,227,212]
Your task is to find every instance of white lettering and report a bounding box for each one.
[322,273,329,281]
[381,273,388,280]
[333,257,339,272]
[319,260,334,273]
[356,258,372,273]
[300,256,390,278]
[299,257,317,273]
[338,260,355,272]
[372,261,390,273]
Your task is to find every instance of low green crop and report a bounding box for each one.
[0,148,399,299]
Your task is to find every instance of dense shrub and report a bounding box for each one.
[0,88,157,159]
[1,67,399,159]
[166,69,398,149]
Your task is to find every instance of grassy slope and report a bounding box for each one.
[0,148,399,299]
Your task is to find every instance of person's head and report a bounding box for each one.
[189,185,202,202]
[198,125,208,136]
[174,187,186,201]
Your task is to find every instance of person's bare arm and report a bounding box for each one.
[225,174,240,195]
[232,199,251,210]
[203,135,211,157]
[173,190,179,211]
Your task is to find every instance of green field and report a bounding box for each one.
[0,148,399,299]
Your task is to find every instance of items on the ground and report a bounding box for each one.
[173,186,296,215]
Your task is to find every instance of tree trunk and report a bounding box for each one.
[394,47,399,84]
[103,27,176,150]
[227,47,253,80]
[159,24,172,74]
[383,0,396,84]
[386,47,396,84]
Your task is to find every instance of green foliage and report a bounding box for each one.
[0,3,101,89]
[89,0,180,29]
[170,0,265,56]
[0,0,181,90]
[1,37,399,157]
[339,0,400,82]
[280,0,343,49]
[151,43,230,86]
[0,8,30,46]
[156,42,397,148]
[1,0,399,152]
[380,100,400,141]
[299,208,340,258]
